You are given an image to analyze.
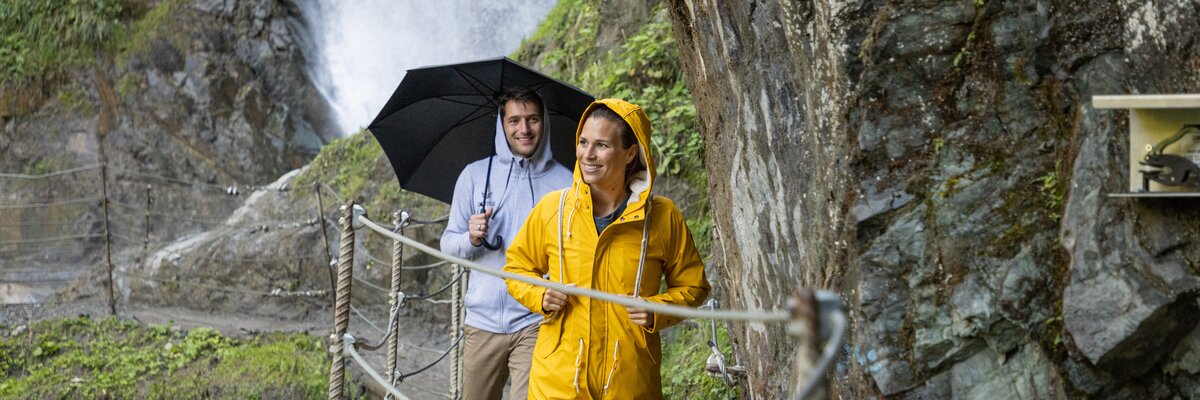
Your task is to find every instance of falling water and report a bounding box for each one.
[295,0,557,136]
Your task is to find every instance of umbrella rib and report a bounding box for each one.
[454,68,500,109]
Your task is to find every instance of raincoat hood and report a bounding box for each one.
[573,99,656,207]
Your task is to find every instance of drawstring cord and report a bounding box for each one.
[542,188,571,326]
[573,338,585,393]
[603,340,621,396]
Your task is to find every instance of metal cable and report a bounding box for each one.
[0,242,105,254]
[0,266,107,274]
[0,196,101,209]
[0,233,103,245]
[403,271,464,301]
[343,335,415,400]
[359,215,791,322]
[151,249,327,263]
[123,271,327,298]
[396,332,464,381]
[0,164,101,179]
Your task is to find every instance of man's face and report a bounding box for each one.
[502,100,543,158]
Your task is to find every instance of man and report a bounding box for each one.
[440,87,572,400]
[503,99,711,399]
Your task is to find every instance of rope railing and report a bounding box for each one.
[0,164,101,179]
[356,212,790,322]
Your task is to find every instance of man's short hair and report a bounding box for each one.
[498,87,544,119]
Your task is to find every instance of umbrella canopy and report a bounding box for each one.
[368,57,594,204]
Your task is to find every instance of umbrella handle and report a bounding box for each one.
[479,236,504,251]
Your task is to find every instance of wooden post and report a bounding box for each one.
[96,130,116,316]
[314,182,336,295]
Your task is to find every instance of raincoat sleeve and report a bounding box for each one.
[642,199,711,333]
[503,193,556,316]
[440,167,483,259]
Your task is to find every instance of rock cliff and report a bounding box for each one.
[667,0,1200,398]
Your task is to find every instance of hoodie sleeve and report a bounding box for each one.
[642,199,712,333]
[503,193,556,315]
[440,166,483,260]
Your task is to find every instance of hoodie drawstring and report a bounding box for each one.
[603,340,620,397]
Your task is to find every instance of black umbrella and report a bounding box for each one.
[367,57,594,204]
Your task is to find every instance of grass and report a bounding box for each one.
[0,317,334,399]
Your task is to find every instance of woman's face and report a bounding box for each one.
[576,116,638,190]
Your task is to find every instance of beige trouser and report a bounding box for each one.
[462,323,539,400]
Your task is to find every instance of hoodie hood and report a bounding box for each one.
[494,100,559,176]
[573,99,656,208]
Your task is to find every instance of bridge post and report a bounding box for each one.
[385,210,408,399]
[328,202,358,400]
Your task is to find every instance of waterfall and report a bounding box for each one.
[294,0,557,136]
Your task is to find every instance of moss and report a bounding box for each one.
[111,0,186,65]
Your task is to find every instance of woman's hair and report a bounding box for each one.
[585,105,646,177]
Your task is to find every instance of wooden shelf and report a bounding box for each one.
[1094,94,1200,109]
[1108,192,1200,198]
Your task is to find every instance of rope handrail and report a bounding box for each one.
[0,164,101,179]
[343,335,415,400]
[0,233,103,245]
[0,196,101,209]
[357,214,791,322]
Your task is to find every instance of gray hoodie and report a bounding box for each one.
[440,106,572,334]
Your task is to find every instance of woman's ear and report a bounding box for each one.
[626,143,639,165]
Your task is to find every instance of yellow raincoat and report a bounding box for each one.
[504,99,711,399]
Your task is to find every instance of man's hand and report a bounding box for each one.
[626,296,654,328]
[542,285,570,313]
[468,208,493,246]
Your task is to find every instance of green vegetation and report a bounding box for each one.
[661,321,739,399]
[0,0,123,84]
[0,317,332,399]
[513,1,711,255]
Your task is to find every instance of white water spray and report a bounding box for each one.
[295,0,557,136]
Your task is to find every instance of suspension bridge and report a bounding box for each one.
[0,163,846,399]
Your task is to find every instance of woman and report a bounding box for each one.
[503,98,711,399]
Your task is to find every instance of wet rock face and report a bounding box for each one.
[0,0,338,313]
[668,0,1200,398]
